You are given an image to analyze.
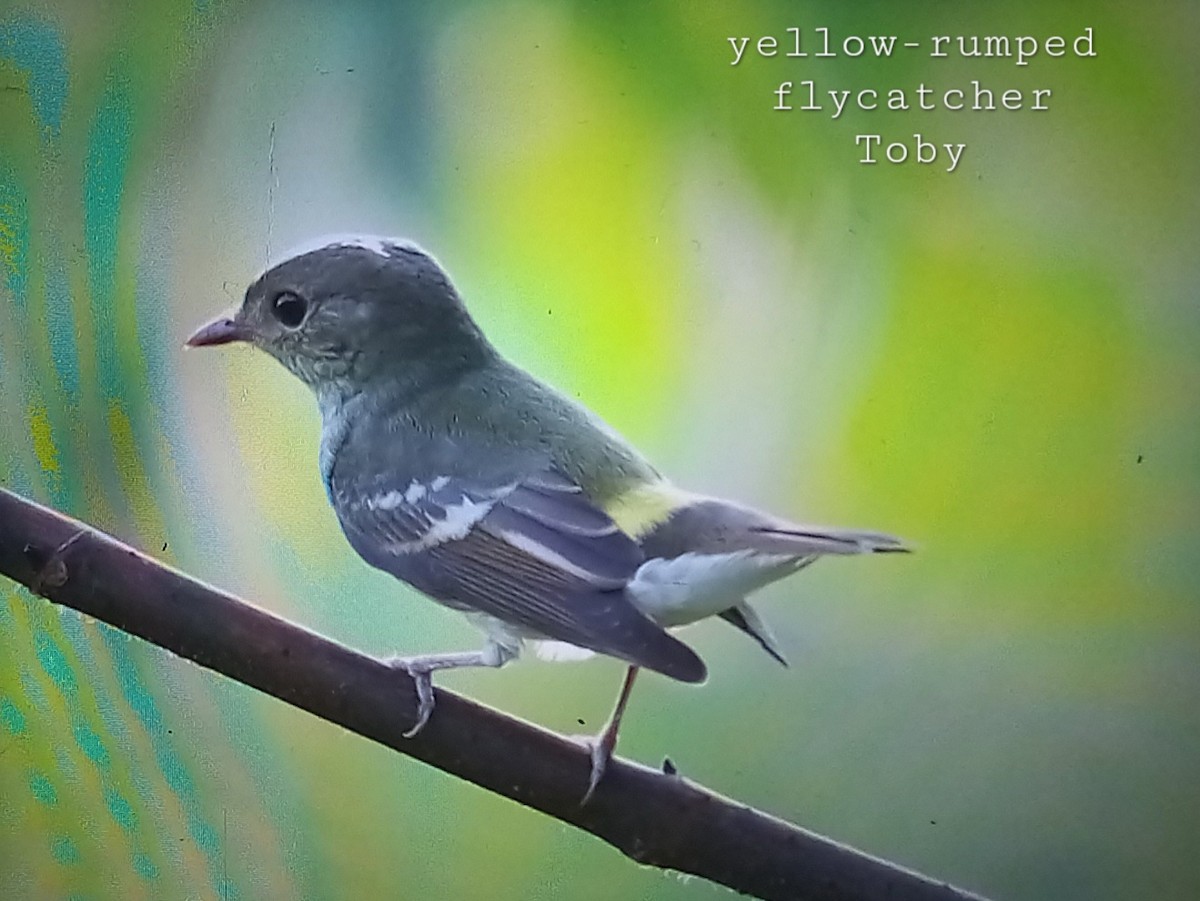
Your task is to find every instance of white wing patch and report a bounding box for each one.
[627,550,798,627]
[361,480,498,553]
[404,480,427,503]
[422,496,493,547]
[369,490,404,511]
[365,479,433,511]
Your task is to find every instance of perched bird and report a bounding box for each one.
[187,236,907,801]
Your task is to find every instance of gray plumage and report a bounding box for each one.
[187,235,909,793]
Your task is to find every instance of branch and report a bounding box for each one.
[0,487,988,901]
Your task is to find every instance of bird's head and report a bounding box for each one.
[186,237,494,394]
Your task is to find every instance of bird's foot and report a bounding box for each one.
[386,657,437,738]
[575,664,640,805]
[384,645,515,738]
[576,729,618,806]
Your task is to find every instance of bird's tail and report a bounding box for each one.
[636,495,909,561]
[747,524,911,556]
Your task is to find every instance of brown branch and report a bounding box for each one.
[0,487,988,901]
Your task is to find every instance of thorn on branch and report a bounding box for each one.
[24,529,88,596]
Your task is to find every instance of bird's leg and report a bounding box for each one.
[581,665,640,805]
[387,641,515,738]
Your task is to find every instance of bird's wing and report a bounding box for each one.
[334,469,706,683]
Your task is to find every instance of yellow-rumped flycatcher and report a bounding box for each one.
[187,237,908,801]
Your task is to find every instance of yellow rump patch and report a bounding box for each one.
[603,480,693,539]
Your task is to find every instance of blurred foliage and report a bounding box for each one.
[1,1,1197,899]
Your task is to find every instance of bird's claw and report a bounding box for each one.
[577,731,617,806]
[388,658,436,738]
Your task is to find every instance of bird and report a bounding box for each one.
[186,236,908,802]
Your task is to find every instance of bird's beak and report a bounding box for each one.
[185,312,247,348]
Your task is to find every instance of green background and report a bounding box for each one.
[1,2,1197,899]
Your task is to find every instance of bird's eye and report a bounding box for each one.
[271,291,308,328]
